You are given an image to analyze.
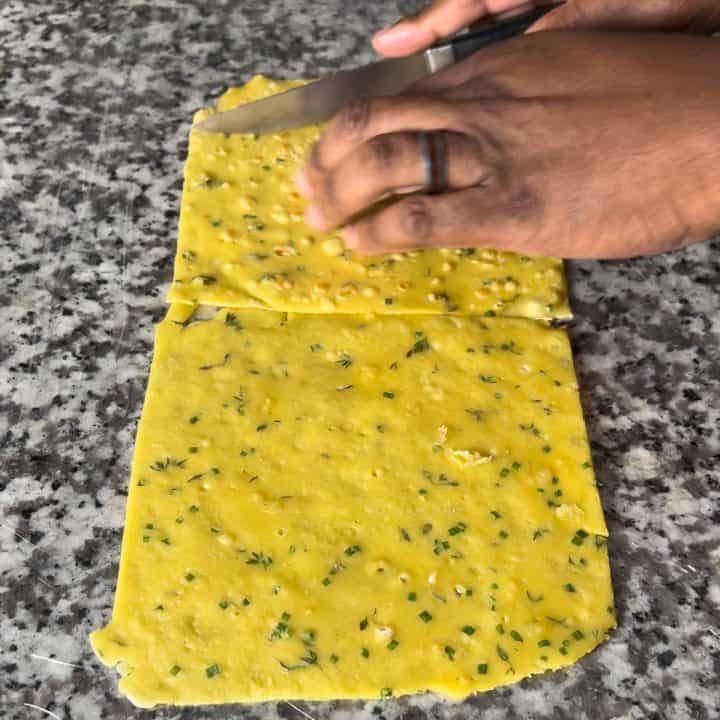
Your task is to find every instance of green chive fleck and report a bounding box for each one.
[406,336,430,357]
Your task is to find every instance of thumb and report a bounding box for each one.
[373,0,529,58]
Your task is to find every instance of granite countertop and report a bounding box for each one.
[1,1,719,719]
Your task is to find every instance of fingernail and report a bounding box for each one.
[295,168,312,197]
[342,226,359,248]
[306,204,325,229]
[374,18,410,43]
[375,15,405,38]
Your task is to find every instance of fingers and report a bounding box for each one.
[342,185,540,256]
[300,131,492,231]
[412,57,511,96]
[372,0,532,57]
[307,95,460,171]
[528,1,588,31]
[528,1,720,33]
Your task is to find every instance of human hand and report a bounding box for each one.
[372,0,720,58]
[297,32,720,258]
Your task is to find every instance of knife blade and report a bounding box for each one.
[194,3,562,135]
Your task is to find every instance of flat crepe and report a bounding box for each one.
[91,305,613,707]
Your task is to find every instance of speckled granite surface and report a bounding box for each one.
[1,2,719,719]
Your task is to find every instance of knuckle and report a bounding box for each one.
[362,135,397,173]
[503,183,541,225]
[336,97,373,139]
[451,127,503,188]
[462,138,495,187]
[400,197,433,241]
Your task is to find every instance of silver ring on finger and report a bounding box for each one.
[417,130,449,195]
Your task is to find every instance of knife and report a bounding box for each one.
[194,2,563,135]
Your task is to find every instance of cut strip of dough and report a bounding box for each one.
[167,76,570,319]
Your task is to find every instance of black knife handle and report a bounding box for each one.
[442,3,563,63]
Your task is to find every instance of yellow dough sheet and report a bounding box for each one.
[167,76,570,320]
[91,305,613,707]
